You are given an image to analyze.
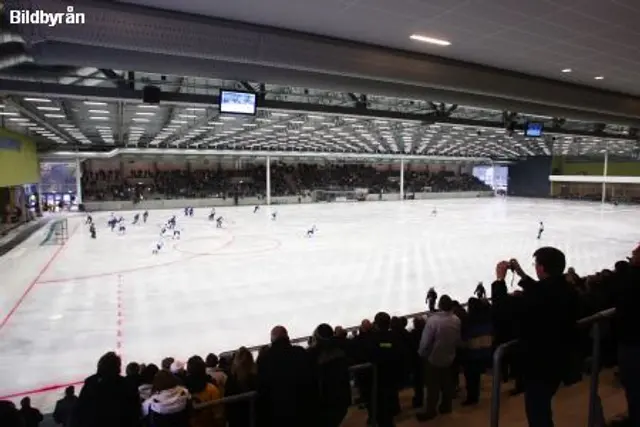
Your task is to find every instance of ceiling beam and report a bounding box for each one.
[13,0,640,123]
[3,96,74,144]
[39,148,492,162]
[0,79,634,142]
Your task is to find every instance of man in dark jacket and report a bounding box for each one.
[494,247,580,427]
[72,352,141,427]
[19,397,43,427]
[308,324,352,427]
[365,312,405,427]
[53,386,78,427]
[615,244,640,426]
[257,325,317,427]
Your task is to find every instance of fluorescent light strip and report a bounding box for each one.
[90,116,109,121]
[24,98,51,103]
[138,104,158,109]
[36,106,61,111]
[88,109,109,114]
[409,34,451,46]
[0,112,18,116]
[136,112,155,116]
[44,114,66,118]
[84,101,107,106]
[132,118,150,122]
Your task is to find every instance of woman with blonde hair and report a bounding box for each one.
[225,347,258,427]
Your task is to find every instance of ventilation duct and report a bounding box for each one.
[0,31,34,71]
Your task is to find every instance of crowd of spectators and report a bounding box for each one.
[81,163,492,202]
[2,244,637,427]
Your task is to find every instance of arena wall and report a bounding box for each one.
[0,128,40,187]
[82,191,494,211]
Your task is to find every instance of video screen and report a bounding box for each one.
[219,90,257,115]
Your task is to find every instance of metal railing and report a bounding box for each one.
[193,362,377,427]
[490,307,616,427]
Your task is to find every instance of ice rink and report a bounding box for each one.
[1,197,639,401]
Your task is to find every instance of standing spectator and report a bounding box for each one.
[461,298,493,406]
[139,364,160,401]
[426,288,438,312]
[409,316,426,408]
[307,323,352,427]
[205,353,228,395]
[0,400,22,427]
[142,370,190,427]
[125,362,142,389]
[226,347,258,427]
[161,357,175,372]
[615,244,640,426]
[19,397,43,427]
[257,325,316,427]
[72,352,140,427]
[366,312,404,427]
[185,356,223,427]
[416,295,461,422]
[500,247,580,427]
[53,386,78,427]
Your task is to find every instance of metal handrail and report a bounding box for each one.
[190,362,377,427]
[490,307,616,427]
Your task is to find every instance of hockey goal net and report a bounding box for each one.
[311,189,367,202]
[42,218,69,245]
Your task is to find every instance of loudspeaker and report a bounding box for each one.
[142,85,161,104]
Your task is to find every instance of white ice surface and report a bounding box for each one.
[0,198,638,406]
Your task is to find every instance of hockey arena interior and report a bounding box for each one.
[1,1,640,427]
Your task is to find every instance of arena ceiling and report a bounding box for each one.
[0,72,638,160]
[120,0,640,96]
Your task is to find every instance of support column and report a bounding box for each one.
[601,149,608,204]
[400,158,405,200]
[75,157,83,204]
[266,156,271,205]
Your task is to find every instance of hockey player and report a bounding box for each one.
[189,207,194,217]
[426,287,438,312]
[216,216,223,228]
[173,228,181,240]
[108,217,117,231]
[474,282,486,299]
[271,211,277,221]
[132,213,140,225]
[85,215,93,225]
[168,216,176,229]
[89,223,96,239]
[431,207,438,217]
[253,205,260,213]
[208,208,216,221]
[152,240,163,255]
[184,207,190,217]
[143,210,149,223]
[118,223,126,235]
[537,221,544,240]
[306,225,317,238]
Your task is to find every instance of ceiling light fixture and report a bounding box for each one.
[90,116,109,121]
[561,68,572,73]
[24,97,51,103]
[594,76,604,80]
[84,101,107,106]
[410,34,451,46]
[44,114,66,118]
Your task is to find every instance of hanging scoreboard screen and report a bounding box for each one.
[219,90,257,116]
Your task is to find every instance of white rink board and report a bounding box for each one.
[0,198,638,406]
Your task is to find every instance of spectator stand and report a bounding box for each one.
[490,307,616,427]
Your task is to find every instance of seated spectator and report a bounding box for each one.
[226,347,258,427]
[53,386,78,427]
[139,364,160,401]
[73,351,140,427]
[142,370,190,427]
[497,248,580,427]
[19,397,43,427]
[307,323,352,427]
[257,325,316,427]
[417,295,461,422]
[461,298,493,406]
[205,353,228,395]
[185,355,224,427]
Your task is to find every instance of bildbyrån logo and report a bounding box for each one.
[9,6,86,26]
